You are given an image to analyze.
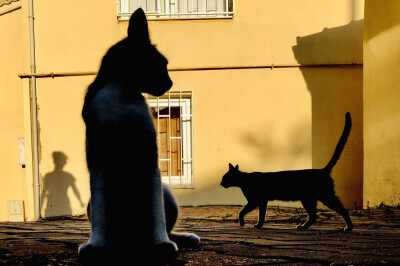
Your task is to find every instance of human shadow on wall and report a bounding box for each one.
[41,151,84,217]
[292,20,364,208]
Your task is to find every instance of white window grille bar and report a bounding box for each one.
[169,91,172,184]
[119,0,128,13]
[157,96,160,172]
[190,92,194,182]
[186,98,190,182]
[179,90,183,185]
[166,0,169,14]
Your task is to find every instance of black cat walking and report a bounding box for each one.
[221,112,353,231]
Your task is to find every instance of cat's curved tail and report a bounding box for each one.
[323,112,352,173]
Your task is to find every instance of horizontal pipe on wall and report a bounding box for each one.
[169,63,363,71]
[18,62,363,79]
[19,71,97,79]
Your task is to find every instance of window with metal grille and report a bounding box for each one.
[118,0,234,19]
[146,91,194,188]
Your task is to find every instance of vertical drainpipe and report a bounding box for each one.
[28,0,41,220]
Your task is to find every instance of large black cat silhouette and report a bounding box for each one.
[79,8,199,264]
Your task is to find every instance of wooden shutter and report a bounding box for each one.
[151,107,182,177]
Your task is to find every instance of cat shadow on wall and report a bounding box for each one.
[41,151,84,217]
[292,20,364,208]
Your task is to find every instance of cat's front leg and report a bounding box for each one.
[151,170,178,258]
[239,203,257,227]
[163,185,200,248]
[78,170,107,262]
[254,203,267,229]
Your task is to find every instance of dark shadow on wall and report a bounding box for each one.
[292,20,364,208]
[41,151,84,217]
[241,119,311,165]
[293,20,363,64]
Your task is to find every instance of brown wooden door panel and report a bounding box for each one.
[151,107,182,177]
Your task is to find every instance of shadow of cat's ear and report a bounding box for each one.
[235,165,239,170]
[229,163,234,170]
[128,8,151,45]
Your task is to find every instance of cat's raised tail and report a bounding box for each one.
[323,112,352,173]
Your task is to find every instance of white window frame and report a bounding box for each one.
[117,0,234,20]
[146,91,194,188]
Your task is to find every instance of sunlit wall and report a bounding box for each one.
[363,0,400,207]
[0,0,365,220]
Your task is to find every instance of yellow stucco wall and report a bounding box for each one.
[36,77,91,217]
[1,0,365,220]
[176,66,363,208]
[363,0,400,207]
[0,3,29,221]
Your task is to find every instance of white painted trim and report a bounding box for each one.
[117,0,234,20]
[147,94,194,188]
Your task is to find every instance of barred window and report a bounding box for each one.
[118,0,234,19]
[146,91,194,188]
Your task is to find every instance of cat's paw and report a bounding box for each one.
[254,224,263,229]
[153,240,178,261]
[344,226,353,232]
[78,243,109,265]
[239,220,245,227]
[297,224,307,230]
[169,232,200,248]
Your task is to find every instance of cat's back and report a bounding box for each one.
[243,169,333,200]
[243,169,328,189]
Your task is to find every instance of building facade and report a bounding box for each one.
[0,0,397,221]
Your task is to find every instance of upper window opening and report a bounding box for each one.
[118,0,234,20]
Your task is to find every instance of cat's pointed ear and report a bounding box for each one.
[128,8,151,45]
[229,163,234,170]
[234,165,239,170]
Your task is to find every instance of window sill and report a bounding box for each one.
[167,184,195,189]
[118,13,234,21]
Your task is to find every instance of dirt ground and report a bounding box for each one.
[0,206,400,265]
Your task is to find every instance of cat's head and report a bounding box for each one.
[220,163,241,188]
[99,8,172,96]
